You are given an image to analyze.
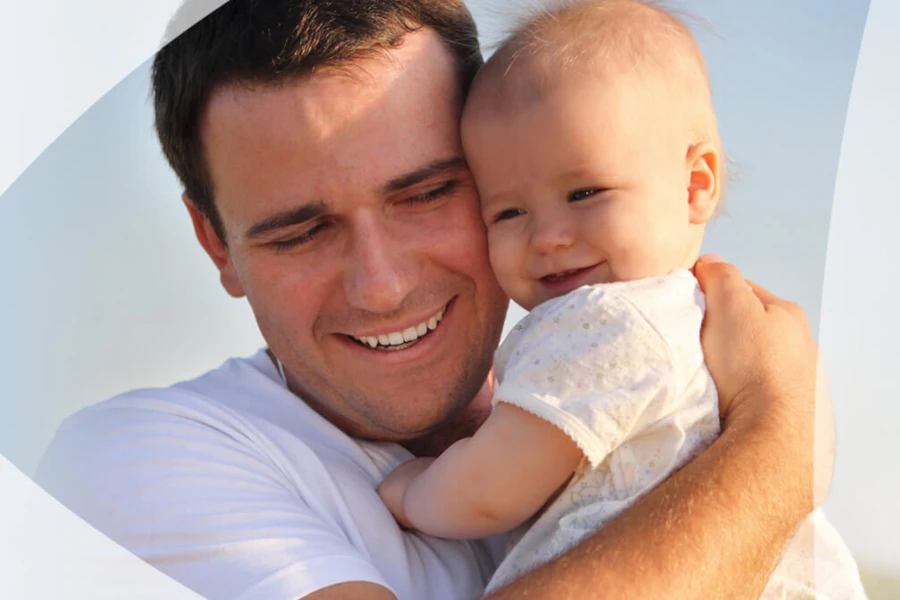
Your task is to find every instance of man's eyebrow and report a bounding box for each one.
[383,157,468,194]
[243,158,466,239]
[245,202,328,240]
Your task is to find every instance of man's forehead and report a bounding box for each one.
[199,27,468,233]
[206,74,380,143]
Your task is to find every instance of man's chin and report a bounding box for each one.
[393,391,491,457]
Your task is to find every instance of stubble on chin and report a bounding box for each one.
[400,374,495,458]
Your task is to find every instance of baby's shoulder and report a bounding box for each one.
[608,270,704,321]
[607,271,705,350]
[513,271,704,353]
[541,270,702,319]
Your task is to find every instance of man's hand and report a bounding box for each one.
[377,458,435,531]
[694,254,835,511]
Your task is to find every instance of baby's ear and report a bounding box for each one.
[685,141,721,225]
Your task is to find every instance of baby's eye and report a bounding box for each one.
[569,189,602,201]
[493,208,525,223]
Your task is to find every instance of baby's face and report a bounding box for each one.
[462,70,700,311]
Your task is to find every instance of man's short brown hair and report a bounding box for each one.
[152,0,483,241]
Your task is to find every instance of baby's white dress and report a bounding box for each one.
[485,270,866,598]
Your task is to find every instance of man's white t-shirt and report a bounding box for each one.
[35,351,502,600]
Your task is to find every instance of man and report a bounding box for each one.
[36,1,831,598]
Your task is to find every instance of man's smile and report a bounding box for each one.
[347,301,450,351]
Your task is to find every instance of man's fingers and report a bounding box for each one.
[694,255,761,316]
[746,279,778,306]
[747,279,810,324]
[781,300,810,327]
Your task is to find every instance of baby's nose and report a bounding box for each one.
[530,214,576,255]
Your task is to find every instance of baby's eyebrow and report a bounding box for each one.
[481,190,518,206]
[557,167,603,181]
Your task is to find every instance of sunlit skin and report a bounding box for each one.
[186,30,509,448]
[462,67,719,310]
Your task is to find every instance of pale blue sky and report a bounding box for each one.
[2,0,895,572]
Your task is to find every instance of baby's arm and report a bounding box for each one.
[378,402,583,539]
[380,287,681,539]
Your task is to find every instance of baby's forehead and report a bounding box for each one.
[463,56,631,123]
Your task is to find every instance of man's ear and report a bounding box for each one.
[685,141,721,225]
[183,193,246,298]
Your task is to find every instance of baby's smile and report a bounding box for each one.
[537,263,607,300]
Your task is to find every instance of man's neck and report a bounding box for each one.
[267,348,495,457]
[401,374,495,457]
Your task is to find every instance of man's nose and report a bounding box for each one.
[343,218,418,314]
[529,209,576,255]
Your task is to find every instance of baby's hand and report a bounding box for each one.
[377,457,435,531]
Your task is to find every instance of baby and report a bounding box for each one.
[379,0,866,596]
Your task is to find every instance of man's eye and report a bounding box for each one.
[406,181,457,205]
[271,222,329,251]
[569,189,603,201]
[493,208,525,223]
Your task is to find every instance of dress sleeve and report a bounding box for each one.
[493,289,677,467]
[34,396,392,600]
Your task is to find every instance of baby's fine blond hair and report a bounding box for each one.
[471,0,724,194]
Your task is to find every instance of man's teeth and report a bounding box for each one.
[353,307,446,349]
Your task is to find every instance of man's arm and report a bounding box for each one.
[486,256,830,599]
[304,582,397,600]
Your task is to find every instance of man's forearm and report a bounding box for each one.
[486,406,810,599]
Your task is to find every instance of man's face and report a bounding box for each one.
[195,29,509,441]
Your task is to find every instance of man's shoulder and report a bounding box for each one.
[34,349,395,529]
[36,349,396,500]
[52,350,276,437]
[35,350,310,499]
[31,356,470,600]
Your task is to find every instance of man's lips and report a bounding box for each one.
[344,301,450,351]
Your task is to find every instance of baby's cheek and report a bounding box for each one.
[487,232,531,303]
[629,217,685,275]
[487,232,517,280]
[605,214,668,278]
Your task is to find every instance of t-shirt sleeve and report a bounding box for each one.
[34,397,392,600]
[494,289,677,467]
